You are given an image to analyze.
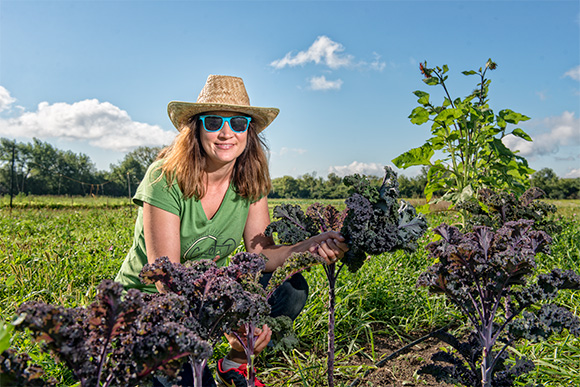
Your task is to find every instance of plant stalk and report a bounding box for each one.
[325,262,337,387]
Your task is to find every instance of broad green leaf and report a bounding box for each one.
[499,109,530,124]
[429,136,445,150]
[409,106,430,125]
[0,314,23,353]
[0,321,12,353]
[490,138,514,157]
[423,77,439,86]
[462,70,477,76]
[447,130,461,142]
[434,108,461,125]
[418,94,430,105]
[392,145,434,168]
[413,90,430,105]
[511,128,533,141]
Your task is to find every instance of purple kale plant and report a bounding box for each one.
[455,187,561,235]
[140,253,270,387]
[265,166,428,387]
[342,167,428,272]
[4,280,209,387]
[417,220,580,387]
[0,349,57,386]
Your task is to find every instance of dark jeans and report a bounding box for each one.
[153,363,215,387]
[154,272,309,387]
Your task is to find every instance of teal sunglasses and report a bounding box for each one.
[199,115,252,133]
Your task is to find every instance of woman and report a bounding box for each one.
[115,75,348,387]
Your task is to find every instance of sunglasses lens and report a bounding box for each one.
[230,117,249,132]
[203,116,223,131]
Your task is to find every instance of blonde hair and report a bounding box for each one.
[156,116,271,202]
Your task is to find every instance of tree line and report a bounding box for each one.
[1,138,579,200]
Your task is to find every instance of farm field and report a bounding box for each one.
[0,196,579,386]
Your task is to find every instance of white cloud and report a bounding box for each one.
[0,98,176,152]
[565,168,580,178]
[366,52,387,71]
[502,111,580,156]
[564,65,580,81]
[271,36,354,70]
[270,35,386,72]
[309,76,343,91]
[0,86,16,112]
[328,161,385,177]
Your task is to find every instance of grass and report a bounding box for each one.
[0,195,579,386]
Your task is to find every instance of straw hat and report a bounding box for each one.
[167,75,280,133]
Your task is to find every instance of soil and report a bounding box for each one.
[336,333,456,387]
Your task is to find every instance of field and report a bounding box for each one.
[0,195,579,386]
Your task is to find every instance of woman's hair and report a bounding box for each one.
[156,115,272,202]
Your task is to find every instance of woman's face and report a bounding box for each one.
[199,111,249,170]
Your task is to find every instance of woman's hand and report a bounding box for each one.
[307,231,349,265]
[225,324,272,355]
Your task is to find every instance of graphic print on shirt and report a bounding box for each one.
[183,235,237,261]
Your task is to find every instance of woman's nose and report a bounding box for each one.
[218,121,234,136]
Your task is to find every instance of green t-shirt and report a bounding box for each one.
[115,160,251,293]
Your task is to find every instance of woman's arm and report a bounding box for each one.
[142,202,181,291]
[243,197,348,272]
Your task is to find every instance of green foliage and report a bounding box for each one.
[392,59,534,205]
[531,168,580,199]
[0,138,161,197]
[269,173,353,199]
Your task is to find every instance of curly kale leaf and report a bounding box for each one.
[0,348,58,387]
[418,219,579,386]
[457,187,561,234]
[265,204,319,244]
[306,203,347,233]
[141,254,270,340]
[265,167,427,273]
[263,315,299,353]
[265,252,324,297]
[341,167,428,272]
[13,280,206,387]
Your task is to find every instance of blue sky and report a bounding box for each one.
[1,0,579,179]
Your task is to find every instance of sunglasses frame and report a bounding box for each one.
[199,115,252,133]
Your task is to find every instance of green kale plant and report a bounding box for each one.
[392,59,534,210]
[416,220,580,387]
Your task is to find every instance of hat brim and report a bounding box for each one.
[168,102,279,134]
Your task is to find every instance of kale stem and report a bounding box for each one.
[191,358,208,387]
[324,262,338,387]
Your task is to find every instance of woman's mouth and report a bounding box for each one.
[215,143,234,150]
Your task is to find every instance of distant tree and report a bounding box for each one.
[531,168,580,199]
[270,176,301,198]
[398,167,428,199]
[321,173,349,199]
[0,139,32,194]
[106,146,163,196]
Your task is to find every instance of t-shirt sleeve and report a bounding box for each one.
[132,160,183,216]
